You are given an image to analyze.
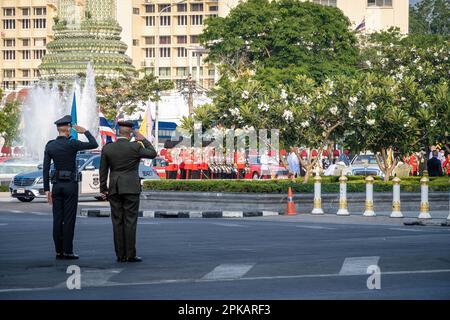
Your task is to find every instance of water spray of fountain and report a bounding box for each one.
[21,63,100,160]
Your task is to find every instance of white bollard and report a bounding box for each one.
[312,174,324,214]
[363,175,376,217]
[390,177,403,218]
[418,176,431,219]
[336,174,349,215]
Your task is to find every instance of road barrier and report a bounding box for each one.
[311,174,324,215]
[418,176,431,219]
[390,177,403,218]
[336,175,350,215]
[363,176,376,217]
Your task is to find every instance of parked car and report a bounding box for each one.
[9,152,159,202]
[0,158,40,186]
[342,154,384,177]
[245,155,289,179]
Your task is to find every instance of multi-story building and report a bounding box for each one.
[0,0,56,90]
[1,0,408,91]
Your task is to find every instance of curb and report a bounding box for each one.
[79,208,282,218]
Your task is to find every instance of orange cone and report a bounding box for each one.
[286,187,296,215]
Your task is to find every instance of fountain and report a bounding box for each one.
[21,63,100,160]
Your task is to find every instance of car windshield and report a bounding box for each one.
[76,154,94,168]
[352,155,378,165]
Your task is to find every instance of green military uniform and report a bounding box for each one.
[99,124,156,262]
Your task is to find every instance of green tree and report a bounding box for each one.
[96,70,174,119]
[0,90,21,147]
[409,0,450,35]
[200,0,359,84]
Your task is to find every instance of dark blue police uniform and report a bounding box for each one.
[43,115,98,259]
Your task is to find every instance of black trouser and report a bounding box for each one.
[166,170,177,179]
[51,181,78,254]
[108,193,140,259]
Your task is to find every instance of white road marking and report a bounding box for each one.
[211,223,247,228]
[390,228,426,232]
[138,222,160,225]
[53,268,123,289]
[0,223,8,226]
[2,268,450,293]
[339,256,380,275]
[202,263,255,280]
[296,225,335,230]
[30,212,49,216]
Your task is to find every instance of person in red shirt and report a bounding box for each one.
[442,154,450,177]
[409,153,418,176]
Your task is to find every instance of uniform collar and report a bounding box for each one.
[56,135,69,140]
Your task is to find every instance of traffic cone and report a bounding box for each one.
[286,187,296,215]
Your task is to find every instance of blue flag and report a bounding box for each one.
[70,93,78,140]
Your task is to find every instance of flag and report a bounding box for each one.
[70,92,78,140]
[99,112,116,145]
[355,18,365,32]
[139,102,154,142]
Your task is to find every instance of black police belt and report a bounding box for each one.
[52,170,77,182]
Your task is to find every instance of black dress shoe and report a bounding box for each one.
[56,253,64,260]
[127,256,142,263]
[117,257,127,262]
[63,253,79,260]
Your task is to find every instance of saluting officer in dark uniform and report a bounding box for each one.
[99,121,157,262]
[43,115,98,260]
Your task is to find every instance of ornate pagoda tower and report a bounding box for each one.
[39,0,134,80]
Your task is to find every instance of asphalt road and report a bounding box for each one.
[0,197,450,299]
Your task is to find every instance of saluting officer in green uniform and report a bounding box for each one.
[99,121,157,262]
[43,115,98,260]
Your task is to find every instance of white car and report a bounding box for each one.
[342,154,384,178]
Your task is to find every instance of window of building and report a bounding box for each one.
[22,19,30,29]
[208,14,218,18]
[145,4,155,13]
[34,38,46,46]
[4,39,15,47]
[367,0,392,6]
[22,69,30,77]
[177,47,187,57]
[160,16,171,26]
[133,39,139,46]
[34,69,40,77]
[33,7,46,15]
[191,15,203,25]
[159,67,171,77]
[22,50,31,60]
[3,8,15,16]
[177,15,187,25]
[176,67,188,77]
[191,67,203,76]
[158,4,171,13]
[22,8,30,16]
[33,49,46,59]
[190,35,199,44]
[177,36,187,44]
[208,69,215,76]
[33,18,46,28]
[3,19,16,29]
[3,50,16,60]
[145,16,155,26]
[177,3,187,12]
[160,47,171,58]
[22,38,30,46]
[209,6,218,12]
[133,7,140,15]
[3,69,15,78]
[145,48,155,58]
[145,36,155,45]
[191,3,204,12]
[159,36,171,45]
[313,0,337,6]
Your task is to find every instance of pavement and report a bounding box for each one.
[0,193,450,299]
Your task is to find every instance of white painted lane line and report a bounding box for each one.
[138,222,160,225]
[390,228,426,232]
[202,263,255,280]
[30,212,49,216]
[339,256,380,275]
[211,223,247,228]
[296,225,335,230]
[9,210,24,213]
[0,223,8,226]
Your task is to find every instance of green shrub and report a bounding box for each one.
[143,177,449,193]
[0,185,9,192]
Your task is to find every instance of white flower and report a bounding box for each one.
[300,120,310,128]
[417,65,423,72]
[430,119,437,127]
[401,97,406,101]
[365,60,372,68]
[434,52,439,57]
[348,96,358,106]
[230,107,240,116]
[241,90,249,99]
[348,112,354,119]
[329,105,338,115]
[283,110,294,123]
[280,89,288,100]
[366,102,377,111]
[257,102,270,112]
[389,43,394,48]
[366,119,376,126]
[326,90,333,96]
[377,51,382,56]
[420,101,429,108]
